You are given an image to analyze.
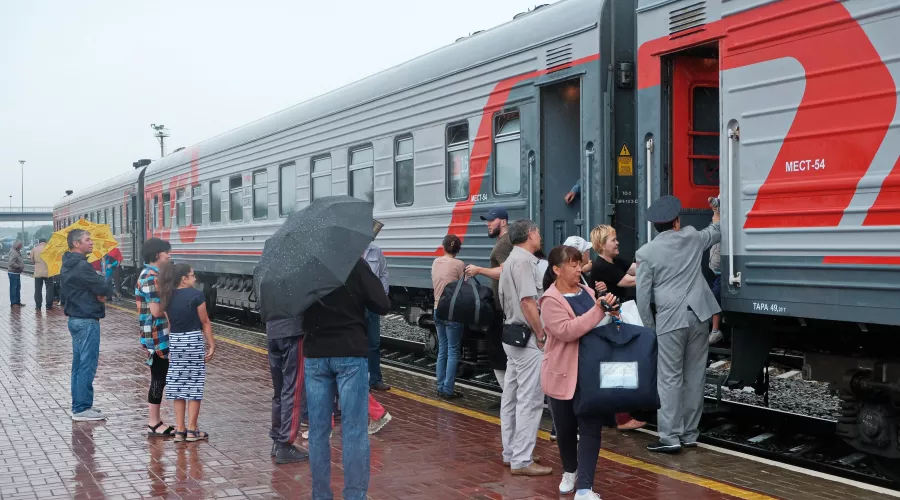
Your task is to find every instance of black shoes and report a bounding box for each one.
[646,440,682,454]
[274,442,309,464]
[370,382,391,391]
[680,441,698,449]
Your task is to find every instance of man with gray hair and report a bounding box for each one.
[61,229,112,421]
[498,219,551,476]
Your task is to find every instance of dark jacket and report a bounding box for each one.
[303,258,391,358]
[266,317,305,341]
[61,252,111,319]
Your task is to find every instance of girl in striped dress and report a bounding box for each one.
[158,263,216,442]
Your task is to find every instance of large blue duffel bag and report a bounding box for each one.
[573,322,660,416]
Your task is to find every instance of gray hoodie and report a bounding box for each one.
[7,241,24,274]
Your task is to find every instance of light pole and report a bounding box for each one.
[150,124,169,158]
[18,160,24,242]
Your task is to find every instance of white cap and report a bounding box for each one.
[563,236,591,254]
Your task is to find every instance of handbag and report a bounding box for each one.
[619,300,643,327]
[436,276,495,327]
[501,323,532,347]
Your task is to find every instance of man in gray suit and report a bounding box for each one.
[636,195,720,453]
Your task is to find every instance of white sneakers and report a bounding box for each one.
[71,408,105,421]
[708,330,724,344]
[574,490,601,500]
[559,471,577,494]
[368,412,392,435]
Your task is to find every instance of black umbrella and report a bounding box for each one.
[254,195,374,322]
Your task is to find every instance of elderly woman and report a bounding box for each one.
[540,245,617,500]
[589,225,646,431]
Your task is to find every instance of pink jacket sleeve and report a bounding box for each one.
[540,295,606,343]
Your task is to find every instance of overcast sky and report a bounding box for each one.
[0,0,541,226]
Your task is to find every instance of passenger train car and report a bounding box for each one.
[54,0,900,471]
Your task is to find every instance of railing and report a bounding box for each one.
[0,206,54,213]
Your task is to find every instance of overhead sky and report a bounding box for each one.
[0,0,544,225]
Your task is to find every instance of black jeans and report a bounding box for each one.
[34,277,54,308]
[548,396,604,490]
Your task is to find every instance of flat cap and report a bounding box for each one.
[647,195,682,223]
[563,236,591,254]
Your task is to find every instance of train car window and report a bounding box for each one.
[89,212,94,223]
[111,207,117,234]
[191,185,202,225]
[253,171,268,220]
[176,189,186,226]
[691,86,720,187]
[209,181,222,223]
[229,176,242,222]
[311,155,332,201]
[162,193,171,228]
[279,163,297,216]
[446,123,470,201]
[124,202,129,234]
[349,145,374,203]
[494,111,521,195]
[103,209,109,226]
[395,136,414,206]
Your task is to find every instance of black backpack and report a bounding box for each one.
[435,277,495,327]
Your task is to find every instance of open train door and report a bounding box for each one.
[669,52,720,286]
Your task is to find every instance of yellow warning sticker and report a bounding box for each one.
[619,144,631,157]
[617,156,633,176]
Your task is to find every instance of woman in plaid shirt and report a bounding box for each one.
[136,238,174,437]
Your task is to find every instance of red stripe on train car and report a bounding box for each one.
[823,256,900,265]
[383,53,601,258]
[637,0,896,229]
[170,250,263,256]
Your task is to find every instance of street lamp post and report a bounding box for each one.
[18,160,25,242]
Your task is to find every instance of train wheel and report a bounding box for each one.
[423,328,438,360]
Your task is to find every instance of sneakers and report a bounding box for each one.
[680,440,698,448]
[511,462,553,476]
[559,471,577,494]
[574,490,601,500]
[708,330,724,344]
[72,408,106,422]
[301,429,333,440]
[646,440,682,454]
[274,443,309,464]
[368,412,392,435]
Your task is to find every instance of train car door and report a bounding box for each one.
[539,78,583,250]
[666,51,720,284]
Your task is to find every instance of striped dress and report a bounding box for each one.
[165,288,207,401]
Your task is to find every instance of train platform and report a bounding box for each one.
[1,275,898,500]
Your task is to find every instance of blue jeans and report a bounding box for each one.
[305,357,369,500]
[69,318,101,413]
[366,310,383,386]
[434,314,463,395]
[8,273,21,305]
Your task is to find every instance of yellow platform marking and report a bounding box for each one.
[106,303,773,499]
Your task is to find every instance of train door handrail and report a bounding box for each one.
[645,137,654,241]
[727,127,742,287]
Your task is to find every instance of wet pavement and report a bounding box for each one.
[0,274,893,499]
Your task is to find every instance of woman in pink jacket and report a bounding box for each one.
[539,245,618,500]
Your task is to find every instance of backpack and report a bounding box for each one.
[574,322,660,416]
[435,277,495,327]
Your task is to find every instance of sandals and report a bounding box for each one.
[186,429,209,442]
[147,422,176,437]
[174,431,187,442]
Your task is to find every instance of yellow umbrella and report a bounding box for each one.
[41,218,119,277]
